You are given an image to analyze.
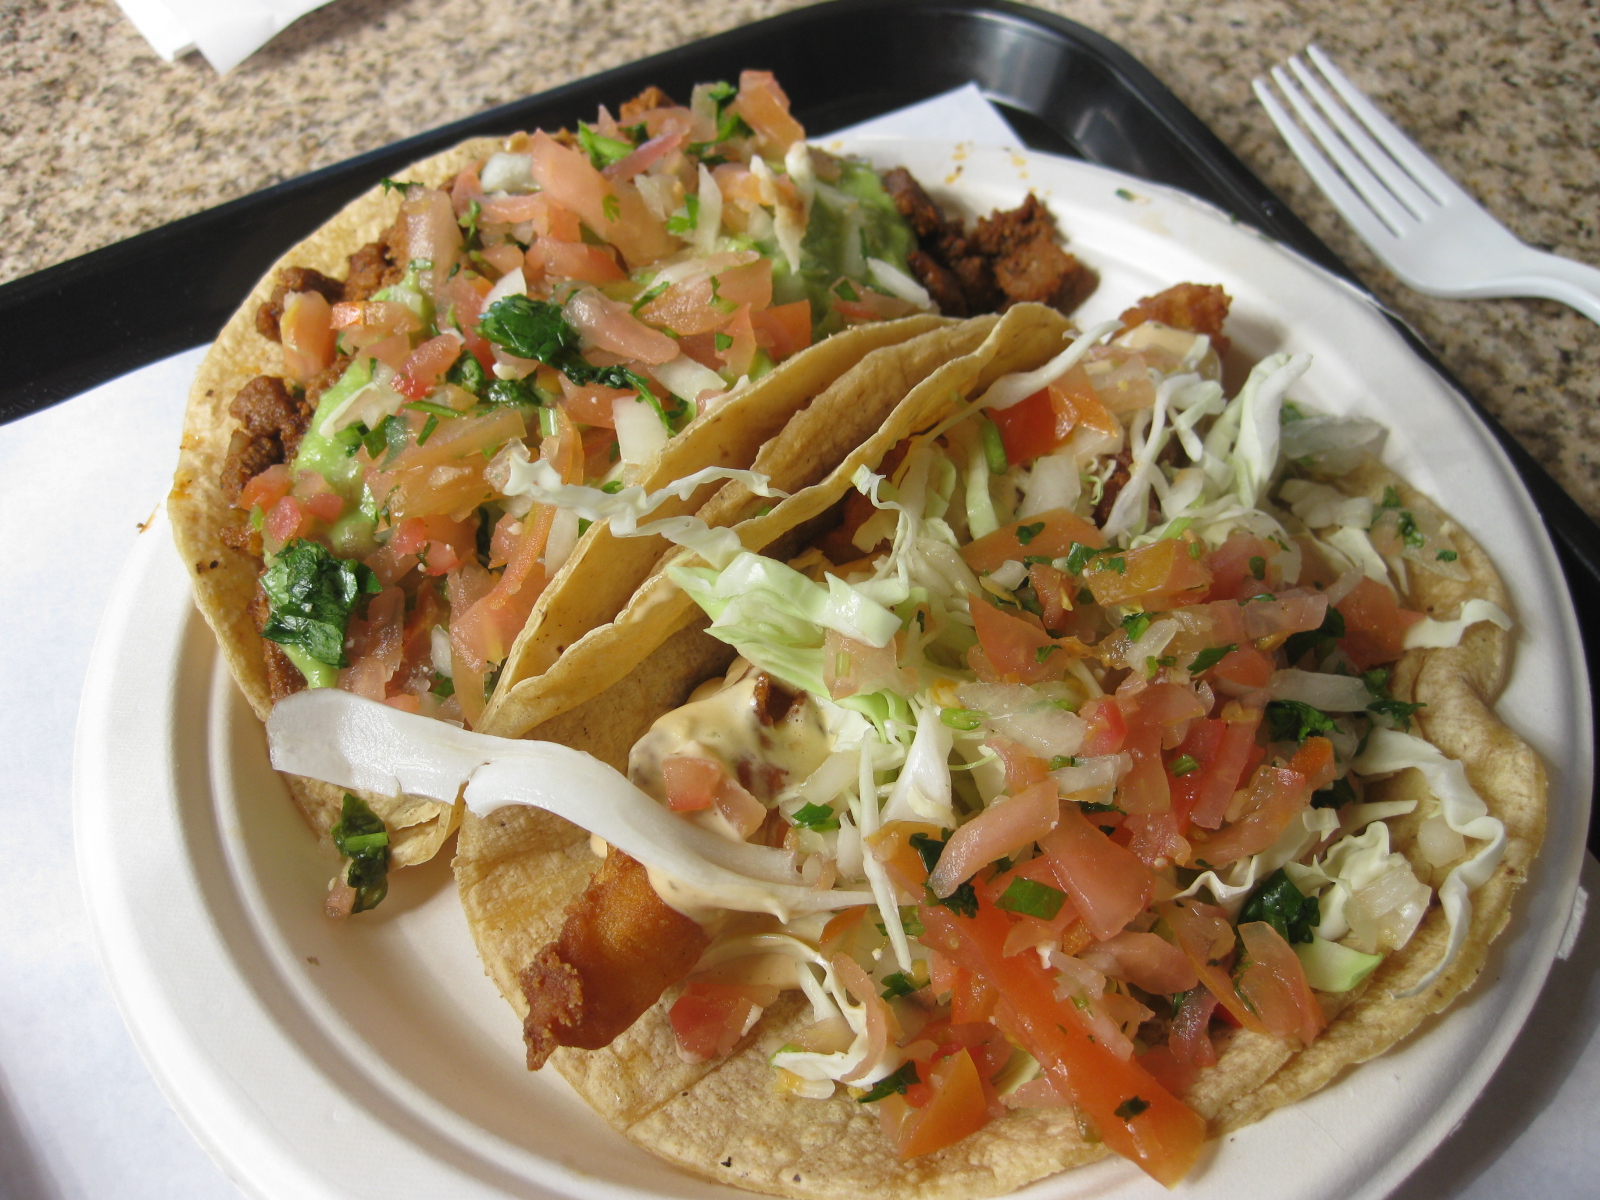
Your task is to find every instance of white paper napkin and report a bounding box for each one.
[115,0,335,73]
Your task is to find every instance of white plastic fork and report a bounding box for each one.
[1254,45,1600,325]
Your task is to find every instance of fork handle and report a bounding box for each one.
[1466,250,1600,326]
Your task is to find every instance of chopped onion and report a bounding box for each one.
[613,394,670,466]
[988,559,1028,590]
[653,353,726,405]
[542,506,582,574]
[1019,453,1079,518]
[482,267,526,307]
[480,152,534,193]
[866,256,934,309]
[1267,669,1373,711]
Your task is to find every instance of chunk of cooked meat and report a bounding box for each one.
[884,168,1093,317]
[343,216,408,302]
[972,194,1094,311]
[619,85,674,121]
[303,354,352,411]
[254,266,345,342]
[218,375,315,502]
[1119,283,1232,357]
[518,849,711,1069]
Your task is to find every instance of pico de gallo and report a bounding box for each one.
[233,72,944,731]
[497,291,1511,1181]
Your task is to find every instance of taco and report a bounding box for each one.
[312,292,1546,1196]
[171,73,1094,908]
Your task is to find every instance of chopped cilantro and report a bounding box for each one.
[1283,606,1346,666]
[416,413,440,446]
[478,295,669,428]
[1396,508,1426,549]
[484,376,543,408]
[457,198,482,249]
[1048,755,1076,770]
[1312,776,1356,809]
[331,792,390,912]
[1063,542,1099,574]
[1437,549,1459,562]
[834,279,860,303]
[1121,611,1152,641]
[1248,555,1266,580]
[1240,868,1320,944]
[445,349,489,397]
[1265,699,1336,744]
[260,540,380,668]
[666,194,700,236]
[601,193,621,223]
[378,177,421,195]
[1035,644,1060,664]
[1380,485,1402,509]
[879,971,919,1000]
[714,332,733,352]
[908,832,978,918]
[600,479,625,494]
[430,672,455,698]
[1114,1096,1150,1121]
[1362,667,1424,730]
[577,123,635,168]
[858,1060,919,1103]
[1188,643,1236,674]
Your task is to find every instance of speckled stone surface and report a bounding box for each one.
[4,0,1598,517]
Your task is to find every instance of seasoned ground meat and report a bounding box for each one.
[907,248,970,317]
[972,194,1093,311]
[218,375,315,502]
[619,85,673,121]
[249,585,306,701]
[1119,283,1232,357]
[343,216,408,302]
[885,168,1093,318]
[1093,448,1134,528]
[255,266,345,342]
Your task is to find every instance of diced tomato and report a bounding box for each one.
[717,305,758,378]
[967,593,1065,685]
[449,161,483,216]
[867,821,944,894]
[532,237,626,285]
[983,736,1049,793]
[279,290,337,385]
[882,1048,989,1160]
[1037,806,1153,941]
[1168,985,1220,1068]
[526,130,673,268]
[1211,644,1274,691]
[1115,714,1169,815]
[239,463,293,513]
[962,508,1105,575]
[439,273,495,367]
[1084,539,1211,609]
[1159,899,1264,1033]
[1336,575,1423,670]
[1193,764,1309,867]
[1201,531,1280,601]
[1235,922,1326,1046]
[396,334,463,399]
[661,755,721,811]
[400,189,465,299]
[263,495,309,547]
[730,70,806,155]
[1188,704,1263,829]
[560,378,632,427]
[989,385,1075,465]
[1079,696,1128,756]
[669,981,776,1063]
[1123,812,1189,868]
[1287,736,1336,792]
[833,289,919,324]
[750,299,811,360]
[477,242,526,278]
[919,899,1206,1185]
[1137,1044,1199,1096]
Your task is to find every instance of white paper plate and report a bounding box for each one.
[75,141,1590,1200]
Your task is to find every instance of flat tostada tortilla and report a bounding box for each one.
[170,73,1094,912]
[268,289,1544,1193]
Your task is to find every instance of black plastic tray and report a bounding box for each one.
[4,0,1594,840]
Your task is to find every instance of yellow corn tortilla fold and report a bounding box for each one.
[454,305,1546,1198]
[167,132,947,867]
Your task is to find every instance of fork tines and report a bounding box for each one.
[1253,45,1466,246]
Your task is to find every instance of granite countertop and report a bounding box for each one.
[4,0,1597,517]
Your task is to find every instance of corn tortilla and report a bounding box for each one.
[169,136,948,865]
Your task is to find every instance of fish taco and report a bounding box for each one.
[382,293,1541,1195]
[172,74,1092,909]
